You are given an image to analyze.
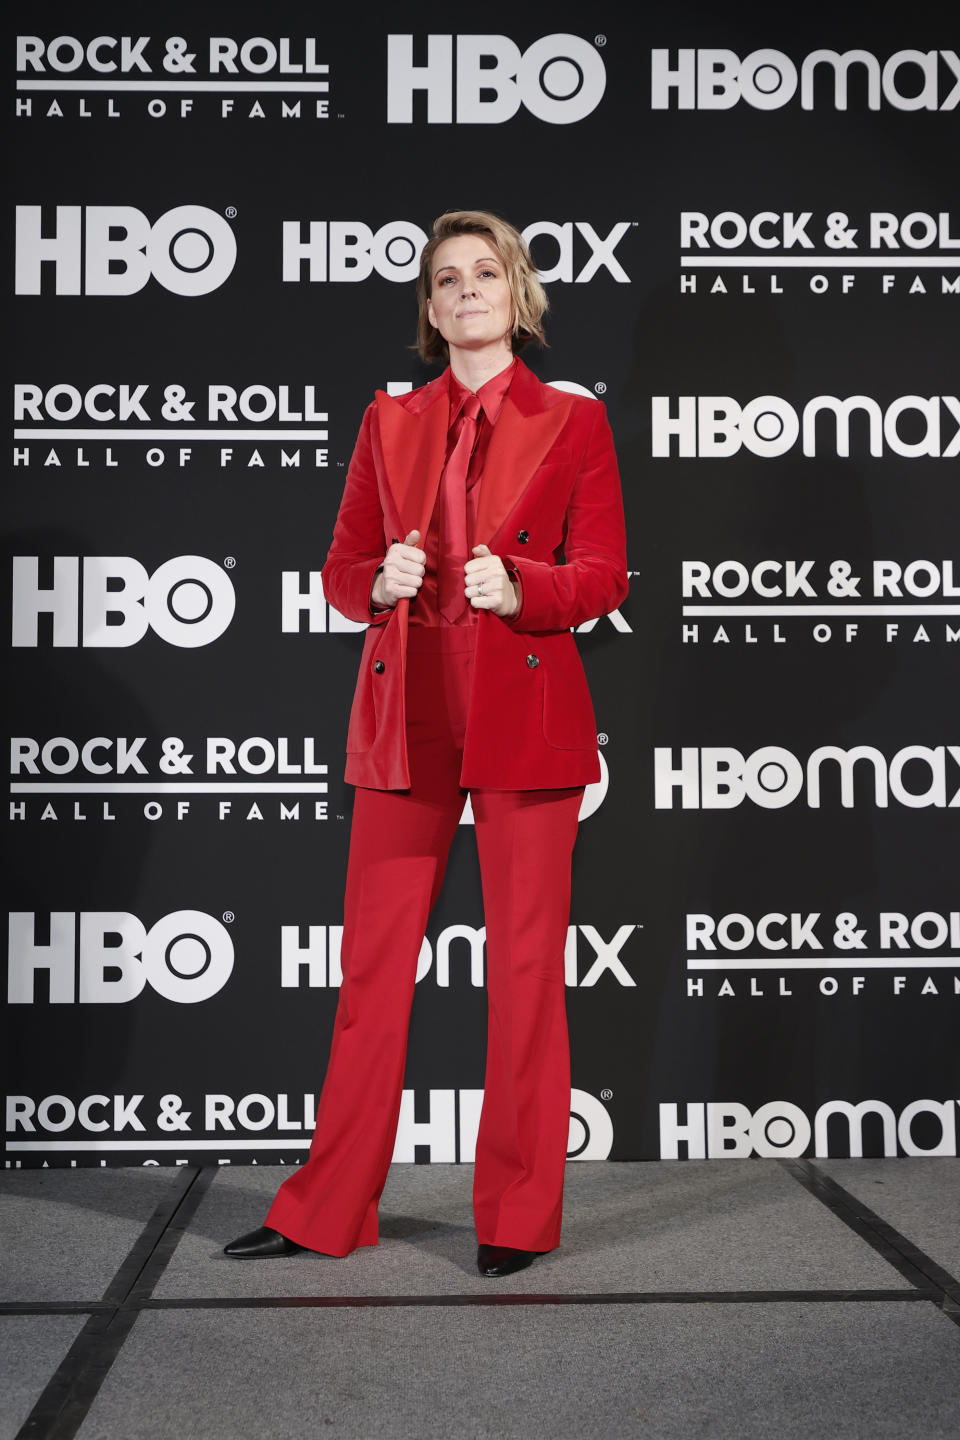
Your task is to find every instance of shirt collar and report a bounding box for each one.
[448,357,517,427]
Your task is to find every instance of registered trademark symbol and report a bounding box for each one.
[594,34,607,47]
[222,911,235,924]
[223,556,236,569]
[594,381,607,395]
[601,1088,613,1101]
[597,731,609,746]
[225,206,237,219]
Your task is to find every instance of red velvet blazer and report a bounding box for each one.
[322,357,628,791]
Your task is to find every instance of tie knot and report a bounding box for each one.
[463,394,482,423]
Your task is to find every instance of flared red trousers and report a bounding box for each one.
[266,626,583,1256]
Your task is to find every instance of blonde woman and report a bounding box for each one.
[226,210,627,1276]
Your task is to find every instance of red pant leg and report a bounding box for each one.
[265,635,473,1255]
[470,785,583,1252]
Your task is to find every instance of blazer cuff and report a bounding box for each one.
[368,565,391,618]
[504,564,524,625]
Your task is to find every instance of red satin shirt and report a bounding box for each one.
[409,358,517,627]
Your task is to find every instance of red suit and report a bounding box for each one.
[266,357,627,1256]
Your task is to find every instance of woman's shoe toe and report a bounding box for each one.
[223,1225,304,1258]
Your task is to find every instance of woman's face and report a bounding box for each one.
[427,234,514,355]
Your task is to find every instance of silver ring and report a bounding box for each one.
[477,580,484,596]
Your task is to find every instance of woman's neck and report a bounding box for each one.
[448,342,514,394]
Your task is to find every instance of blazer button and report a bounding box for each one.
[517,529,530,544]
[526,654,539,669]
[373,660,385,674]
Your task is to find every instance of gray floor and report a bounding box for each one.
[1,1160,958,1439]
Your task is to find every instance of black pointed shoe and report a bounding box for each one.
[223,1225,304,1258]
[477,1244,541,1277]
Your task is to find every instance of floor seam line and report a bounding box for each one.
[3,1287,929,1316]
[12,1165,218,1440]
[101,1164,205,1306]
[780,1157,960,1322]
[137,1287,933,1310]
[0,1304,110,1316]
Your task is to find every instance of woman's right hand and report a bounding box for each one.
[371,530,425,608]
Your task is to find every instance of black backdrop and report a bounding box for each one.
[4,5,958,1169]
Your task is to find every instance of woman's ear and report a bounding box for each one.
[427,299,437,329]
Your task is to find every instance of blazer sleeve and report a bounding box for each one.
[503,400,628,632]
[321,402,392,627]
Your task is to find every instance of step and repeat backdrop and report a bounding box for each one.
[4,5,958,1169]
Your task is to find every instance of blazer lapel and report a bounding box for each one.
[375,383,449,539]
[475,365,574,545]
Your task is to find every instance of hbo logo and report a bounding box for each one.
[392,1087,613,1161]
[15,205,237,296]
[387,33,606,124]
[8,911,235,1004]
[12,555,235,648]
[282,220,427,283]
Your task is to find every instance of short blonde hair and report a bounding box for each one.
[415,210,548,363]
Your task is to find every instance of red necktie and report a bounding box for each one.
[439,393,482,623]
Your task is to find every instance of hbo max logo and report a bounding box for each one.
[654,745,960,810]
[15,205,236,296]
[387,33,605,123]
[651,48,960,111]
[283,220,631,284]
[7,911,234,1004]
[11,555,235,648]
[660,1100,960,1158]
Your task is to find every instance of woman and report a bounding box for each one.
[226,209,627,1277]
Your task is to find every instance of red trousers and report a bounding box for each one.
[266,627,583,1256]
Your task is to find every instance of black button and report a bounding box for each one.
[373,660,385,674]
[526,654,539,669]
[517,529,530,544]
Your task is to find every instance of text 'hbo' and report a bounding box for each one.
[387,34,605,124]
[12,556,235,648]
[15,205,236,296]
[7,912,234,1004]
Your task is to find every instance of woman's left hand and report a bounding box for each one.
[464,545,520,618]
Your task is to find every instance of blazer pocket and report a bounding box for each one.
[345,628,387,754]
[540,638,598,751]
